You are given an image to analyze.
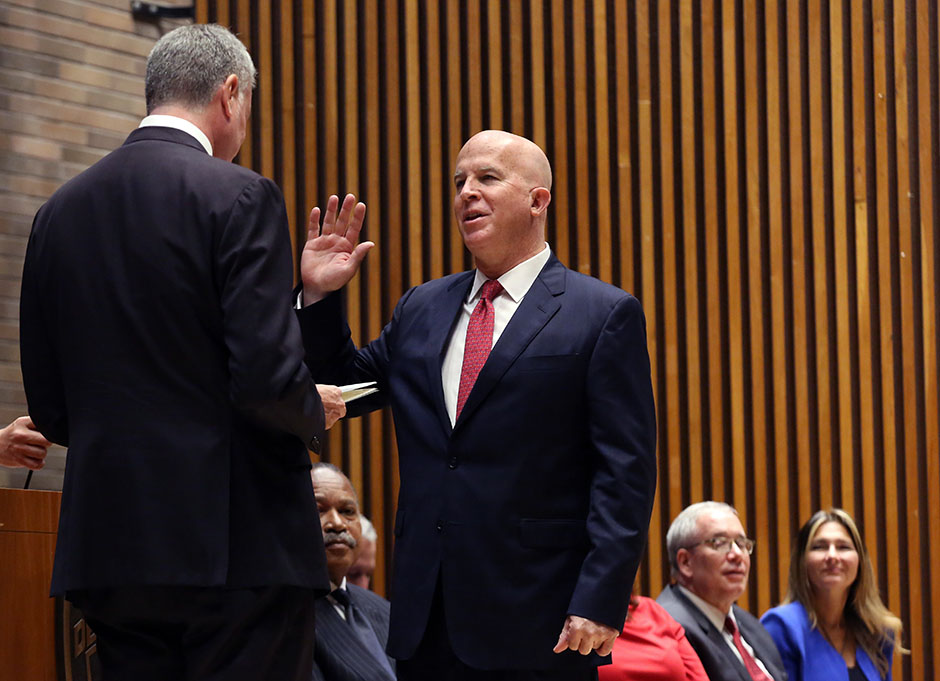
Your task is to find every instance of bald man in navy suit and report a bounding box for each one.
[298,131,657,680]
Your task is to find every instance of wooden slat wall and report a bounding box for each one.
[196,2,939,677]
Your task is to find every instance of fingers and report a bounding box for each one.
[320,194,341,236]
[308,194,367,242]
[552,616,618,656]
[19,454,45,470]
[552,624,570,654]
[597,637,616,657]
[317,384,348,430]
[307,207,321,240]
[333,193,358,235]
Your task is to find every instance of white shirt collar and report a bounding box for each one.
[139,114,213,156]
[678,584,735,632]
[468,244,551,303]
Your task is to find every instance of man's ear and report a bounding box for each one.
[220,74,240,119]
[529,187,551,216]
[676,548,694,580]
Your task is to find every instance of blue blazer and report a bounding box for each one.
[761,602,892,681]
[301,255,657,671]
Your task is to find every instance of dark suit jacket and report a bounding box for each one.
[301,255,657,671]
[311,584,396,681]
[20,126,330,595]
[657,584,787,681]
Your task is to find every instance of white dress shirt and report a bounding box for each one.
[440,244,552,426]
[327,576,350,621]
[678,585,774,676]
[139,114,213,156]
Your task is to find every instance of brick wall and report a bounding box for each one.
[0,0,190,489]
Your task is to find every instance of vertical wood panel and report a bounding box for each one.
[194,2,939,674]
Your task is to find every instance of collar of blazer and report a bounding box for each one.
[125,126,209,155]
[458,254,567,431]
[439,255,566,430]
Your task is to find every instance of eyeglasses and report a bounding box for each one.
[688,536,755,555]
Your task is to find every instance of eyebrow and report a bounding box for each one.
[454,165,503,181]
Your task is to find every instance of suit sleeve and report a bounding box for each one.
[760,610,801,681]
[20,210,69,445]
[296,286,421,417]
[215,177,325,449]
[567,294,657,629]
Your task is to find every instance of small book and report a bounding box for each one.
[340,381,378,403]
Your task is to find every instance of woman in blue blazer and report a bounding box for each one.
[761,509,905,681]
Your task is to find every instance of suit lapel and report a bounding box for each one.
[314,597,394,681]
[675,588,753,681]
[423,272,474,434]
[454,257,565,428]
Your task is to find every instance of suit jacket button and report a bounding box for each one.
[436,521,443,532]
[448,457,458,469]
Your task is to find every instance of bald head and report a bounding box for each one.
[457,130,553,191]
[453,130,553,278]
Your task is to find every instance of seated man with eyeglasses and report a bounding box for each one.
[657,502,787,681]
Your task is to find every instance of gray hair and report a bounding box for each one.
[665,501,738,578]
[359,515,377,542]
[145,24,256,114]
[311,462,360,506]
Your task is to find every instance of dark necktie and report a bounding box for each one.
[331,589,395,679]
[456,279,503,418]
[724,615,772,681]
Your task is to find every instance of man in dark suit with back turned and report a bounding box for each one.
[310,463,396,681]
[20,24,341,681]
[297,130,658,680]
[657,502,787,681]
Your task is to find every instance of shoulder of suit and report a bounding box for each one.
[761,601,807,631]
[406,270,474,298]
[347,583,390,609]
[558,266,637,304]
[656,585,697,627]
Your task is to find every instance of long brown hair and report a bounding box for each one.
[785,509,906,677]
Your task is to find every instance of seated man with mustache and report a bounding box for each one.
[311,463,396,681]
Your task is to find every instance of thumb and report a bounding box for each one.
[348,241,375,267]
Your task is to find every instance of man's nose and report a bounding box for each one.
[728,541,746,558]
[459,179,480,199]
[322,508,345,528]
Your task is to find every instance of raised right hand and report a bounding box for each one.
[301,194,373,304]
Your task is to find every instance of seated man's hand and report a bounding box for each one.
[553,615,618,657]
[317,385,346,429]
[0,416,52,470]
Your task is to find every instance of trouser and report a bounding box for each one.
[69,584,318,681]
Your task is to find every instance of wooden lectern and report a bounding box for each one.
[0,488,61,681]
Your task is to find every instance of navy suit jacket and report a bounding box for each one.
[657,584,787,681]
[301,255,657,671]
[311,584,396,681]
[21,127,330,595]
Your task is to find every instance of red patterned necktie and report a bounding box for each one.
[724,616,772,681]
[456,279,503,418]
